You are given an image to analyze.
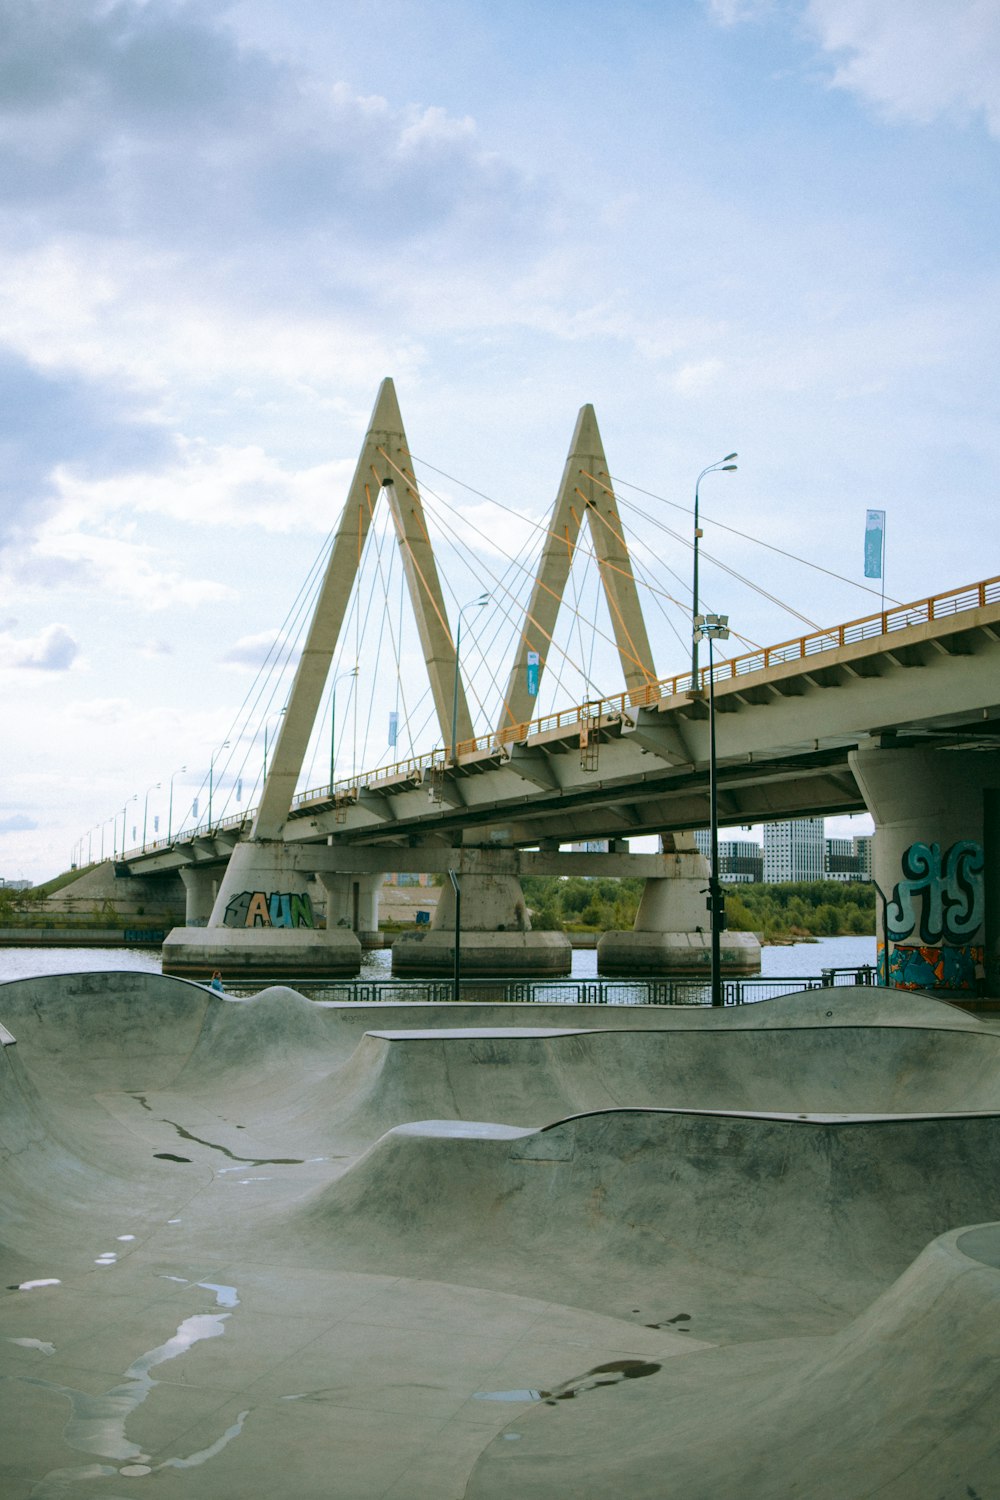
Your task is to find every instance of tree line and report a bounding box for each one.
[521,875,875,942]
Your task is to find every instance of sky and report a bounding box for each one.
[2,0,999,884]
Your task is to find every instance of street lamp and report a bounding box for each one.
[330,668,359,790]
[142,781,161,851]
[691,454,737,689]
[694,611,731,1007]
[450,594,489,763]
[115,795,138,860]
[262,711,285,783]
[167,765,187,844]
[207,742,231,832]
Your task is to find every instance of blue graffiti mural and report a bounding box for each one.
[223,890,315,929]
[885,840,984,945]
[879,941,983,992]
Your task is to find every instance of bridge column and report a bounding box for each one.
[849,746,1000,996]
[597,832,761,976]
[162,839,362,981]
[391,848,572,976]
[314,871,382,936]
[178,866,218,927]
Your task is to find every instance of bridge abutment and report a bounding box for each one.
[850,746,1000,996]
[162,839,362,980]
[597,833,761,976]
[391,849,572,976]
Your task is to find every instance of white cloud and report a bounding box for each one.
[806,0,1000,136]
[0,622,78,671]
[222,629,303,670]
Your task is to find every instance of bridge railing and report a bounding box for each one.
[122,573,1000,857]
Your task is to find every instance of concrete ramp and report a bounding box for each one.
[3,970,1000,1497]
[278,1107,1000,1341]
[466,1222,1000,1500]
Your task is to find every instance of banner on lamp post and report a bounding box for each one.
[526,650,540,697]
[864,509,885,579]
[388,711,398,748]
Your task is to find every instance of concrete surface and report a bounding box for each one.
[2,970,999,1497]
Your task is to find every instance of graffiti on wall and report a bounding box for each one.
[223,890,315,929]
[878,941,983,992]
[885,840,984,945]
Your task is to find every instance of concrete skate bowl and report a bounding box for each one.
[2,969,1000,1499]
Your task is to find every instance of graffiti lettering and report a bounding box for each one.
[885,840,984,945]
[223,891,315,930]
[878,942,983,993]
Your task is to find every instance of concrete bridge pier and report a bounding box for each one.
[597,832,761,976]
[391,848,571,976]
[178,865,218,927]
[314,870,382,936]
[162,839,362,980]
[850,745,1000,996]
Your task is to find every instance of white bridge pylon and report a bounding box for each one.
[255,377,658,843]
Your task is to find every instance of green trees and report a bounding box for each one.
[520,875,875,941]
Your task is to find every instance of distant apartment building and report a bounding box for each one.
[693,831,764,884]
[763,818,825,883]
[824,835,873,883]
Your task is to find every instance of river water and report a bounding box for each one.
[0,934,875,985]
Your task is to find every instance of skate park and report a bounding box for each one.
[3,967,1000,1499]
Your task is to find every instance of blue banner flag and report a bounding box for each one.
[192,797,198,819]
[388,710,398,748]
[154,815,159,833]
[864,509,885,579]
[236,778,242,803]
[526,650,540,697]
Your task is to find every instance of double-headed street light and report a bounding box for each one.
[330,668,359,790]
[142,781,161,852]
[115,795,137,860]
[167,765,187,844]
[691,454,737,689]
[207,741,231,832]
[694,611,731,1008]
[451,594,490,763]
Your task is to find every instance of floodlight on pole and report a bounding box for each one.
[691,454,737,689]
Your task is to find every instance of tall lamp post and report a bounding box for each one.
[142,781,161,852]
[694,611,731,1008]
[450,594,489,762]
[330,668,359,790]
[115,795,137,860]
[691,454,737,689]
[167,765,187,844]
[262,711,285,783]
[208,741,230,832]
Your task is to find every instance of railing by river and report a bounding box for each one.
[219,966,878,1005]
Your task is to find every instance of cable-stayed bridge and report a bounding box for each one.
[112,380,999,993]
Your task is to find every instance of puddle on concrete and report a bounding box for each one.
[163,1120,304,1167]
[645,1312,693,1330]
[128,1093,153,1112]
[7,1337,56,1355]
[475,1360,662,1406]
[11,1281,246,1493]
[153,1152,192,1163]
